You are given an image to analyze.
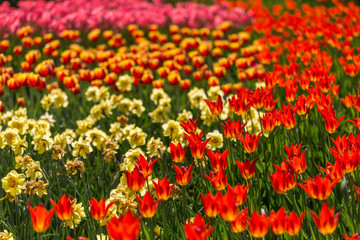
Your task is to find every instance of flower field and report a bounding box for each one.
[1,0,360,239]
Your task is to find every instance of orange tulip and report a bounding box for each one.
[206,148,228,172]
[152,177,174,201]
[89,197,115,221]
[222,119,247,139]
[184,213,213,240]
[204,95,223,116]
[136,192,161,218]
[236,132,262,153]
[200,192,221,218]
[169,142,187,163]
[311,202,341,235]
[286,211,306,236]
[125,167,147,192]
[185,131,210,159]
[230,207,248,233]
[269,207,286,235]
[49,194,74,221]
[297,174,340,200]
[27,203,55,233]
[235,159,257,180]
[203,169,227,191]
[248,211,269,238]
[173,163,193,186]
[135,154,158,177]
[106,211,141,240]
[218,186,238,222]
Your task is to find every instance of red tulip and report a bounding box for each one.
[354,185,360,201]
[248,211,269,238]
[200,192,221,218]
[169,142,187,163]
[185,131,210,159]
[286,211,306,236]
[203,169,227,191]
[269,207,286,235]
[50,194,74,221]
[89,197,115,221]
[173,163,193,186]
[236,132,262,153]
[106,211,141,240]
[204,95,223,116]
[349,117,360,131]
[235,159,257,179]
[135,154,158,177]
[27,203,55,233]
[126,167,147,192]
[222,119,247,139]
[233,184,250,206]
[136,192,161,218]
[218,186,238,222]
[152,177,174,201]
[206,148,229,172]
[311,202,341,235]
[297,174,340,200]
[180,118,199,134]
[184,213,213,240]
[230,207,248,233]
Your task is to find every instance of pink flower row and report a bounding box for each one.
[0,0,253,36]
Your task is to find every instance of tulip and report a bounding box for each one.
[200,192,221,218]
[185,131,210,159]
[106,211,141,240]
[203,169,227,191]
[206,149,229,172]
[136,192,161,218]
[230,207,248,233]
[311,202,341,235]
[269,168,295,194]
[285,151,307,174]
[269,207,286,235]
[49,194,74,221]
[236,132,262,153]
[169,142,187,163]
[173,164,193,186]
[349,117,360,131]
[318,161,344,182]
[260,113,276,132]
[135,154,158,177]
[248,211,269,238]
[125,167,147,192]
[27,203,55,233]
[235,159,257,180]
[152,177,174,201]
[89,197,115,221]
[180,118,199,134]
[222,119,247,139]
[229,95,249,116]
[297,174,340,200]
[233,184,250,206]
[184,213,213,240]
[218,186,238,222]
[343,234,360,240]
[286,211,306,236]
